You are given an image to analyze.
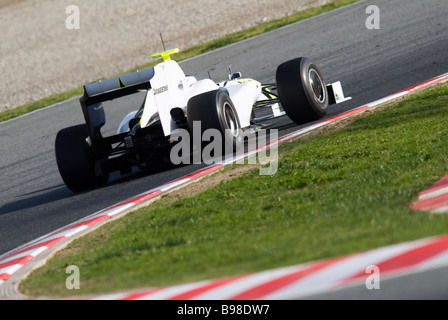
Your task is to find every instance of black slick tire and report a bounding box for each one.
[187,89,242,162]
[55,124,109,192]
[276,57,329,124]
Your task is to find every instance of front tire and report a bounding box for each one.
[276,57,329,124]
[55,124,109,192]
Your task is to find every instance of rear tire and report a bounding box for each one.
[55,124,109,192]
[276,57,329,124]
[187,89,242,162]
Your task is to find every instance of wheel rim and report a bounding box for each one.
[309,69,326,103]
[223,102,239,137]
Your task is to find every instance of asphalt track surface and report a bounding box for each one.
[1,0,448,299]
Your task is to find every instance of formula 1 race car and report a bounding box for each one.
[55,48,350,192]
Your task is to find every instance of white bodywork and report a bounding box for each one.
[118,60,262,136]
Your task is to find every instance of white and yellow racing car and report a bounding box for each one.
[55,48,350,191]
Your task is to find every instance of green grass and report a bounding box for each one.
[0,0,359,123]
[20,82,448,297]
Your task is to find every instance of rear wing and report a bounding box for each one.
[80,67,155,142]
